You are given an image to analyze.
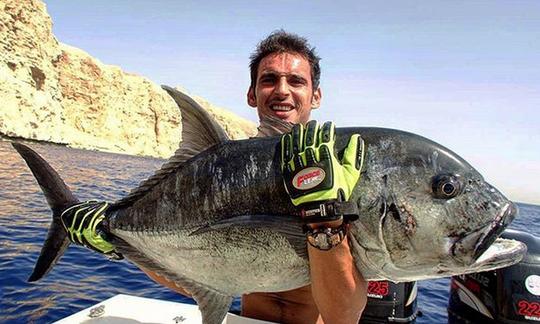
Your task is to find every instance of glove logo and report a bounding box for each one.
[293,167,326,190]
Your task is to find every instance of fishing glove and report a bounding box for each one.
[60,200,122,259]
[281,120,365,224]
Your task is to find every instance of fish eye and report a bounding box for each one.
[442,183,456,195]
[432,174,462,199]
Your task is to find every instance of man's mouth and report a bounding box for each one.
[270,105,294,112]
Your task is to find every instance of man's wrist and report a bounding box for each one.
[304,222,348,251]
[298,200,359,224]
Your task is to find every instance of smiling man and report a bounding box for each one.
[247,31,321,125]
[242,30,367,324]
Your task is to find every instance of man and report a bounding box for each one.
[246,30,321,125]
[63,30,367,323]
[242,30,367,324]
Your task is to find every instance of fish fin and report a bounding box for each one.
[255,115,295,137]
[191,215,308,259]
[191,288,233,324]
[116,86,230,207]
[163,85,230,152]
[11,143,79,282]
[113,237,233,324]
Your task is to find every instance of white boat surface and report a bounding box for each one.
[54,294,275,324]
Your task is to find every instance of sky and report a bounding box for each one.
[43,1,540,204]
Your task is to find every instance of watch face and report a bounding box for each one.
[307,226,345,251]
[314,233,330,250]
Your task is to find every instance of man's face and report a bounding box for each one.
[247,52,321,124]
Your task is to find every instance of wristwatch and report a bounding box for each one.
[305,224,347,251]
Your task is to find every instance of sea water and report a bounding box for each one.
[1,140,538,323]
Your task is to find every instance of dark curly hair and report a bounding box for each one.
[249,30,321,91]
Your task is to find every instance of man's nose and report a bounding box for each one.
[274,77,291,97]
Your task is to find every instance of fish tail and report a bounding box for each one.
[11,142,79,282]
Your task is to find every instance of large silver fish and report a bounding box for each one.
[13,86,526,324]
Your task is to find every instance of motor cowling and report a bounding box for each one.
[448,229,540,323]
[360,281,418,323]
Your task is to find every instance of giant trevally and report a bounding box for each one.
[12,86,526,324]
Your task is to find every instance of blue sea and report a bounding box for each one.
[1,140,538,323]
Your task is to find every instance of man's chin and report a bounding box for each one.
[268,110,299,123]
[258,107,308,124]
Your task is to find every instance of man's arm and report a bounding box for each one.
[140,266,192,297]
[58,201,195,298]
[281,120,368,323]
[309,237,367,323]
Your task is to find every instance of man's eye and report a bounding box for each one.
[260,76,275,84]
[289,78,306,86]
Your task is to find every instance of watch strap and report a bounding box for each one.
[298,200,359,225]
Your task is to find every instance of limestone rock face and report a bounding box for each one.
[0,0,256,158]
[0,0,65,144]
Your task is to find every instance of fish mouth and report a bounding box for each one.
[472,202,517,260]
[451,202,517,264]
[438,237,527,278]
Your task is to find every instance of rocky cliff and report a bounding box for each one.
[0,0,256,158]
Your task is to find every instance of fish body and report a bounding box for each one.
[13,86,526,324]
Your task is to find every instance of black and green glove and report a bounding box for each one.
[280,120,365,223]
[61,200,122,259]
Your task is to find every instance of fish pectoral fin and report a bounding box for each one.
[190,215,308,259]
[190,287,233,324]
[189,215,304,235]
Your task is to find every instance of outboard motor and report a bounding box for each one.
[360,281,418,323]
[448,229,540,323]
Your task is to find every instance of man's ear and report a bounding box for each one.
[247,86,257,108]
[311,87,322,109]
